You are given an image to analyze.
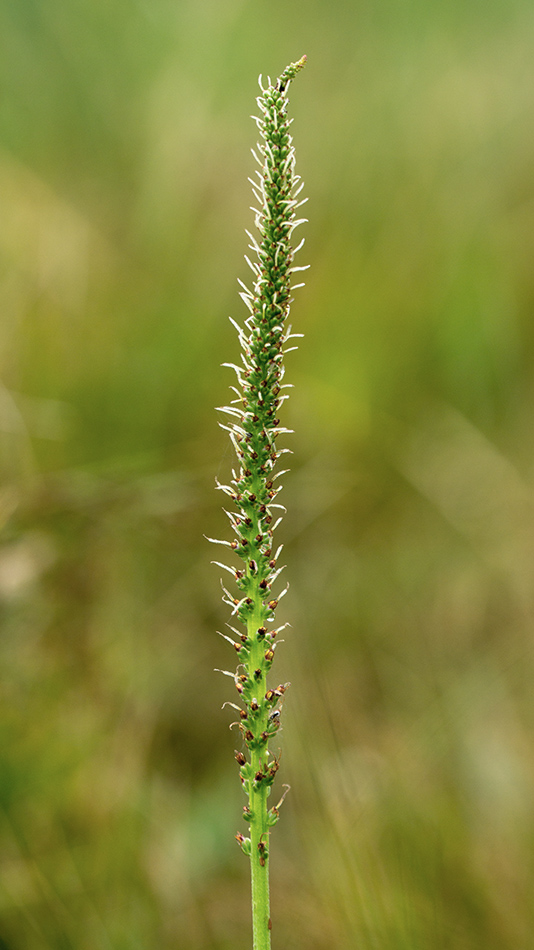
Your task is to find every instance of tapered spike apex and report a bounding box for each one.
[277,55,307,92]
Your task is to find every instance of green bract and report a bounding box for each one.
[210,56,307,950]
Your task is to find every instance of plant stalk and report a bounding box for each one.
[211,55,307,950]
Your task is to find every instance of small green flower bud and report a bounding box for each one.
[240,762,254,782]
[257,839,268,867]
[235,833,252,856]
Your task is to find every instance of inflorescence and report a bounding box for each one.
[209,56,307,862]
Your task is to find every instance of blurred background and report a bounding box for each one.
[1,0,534,947]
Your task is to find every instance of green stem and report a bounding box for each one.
[250,768,271,950]
[247,606,271,949]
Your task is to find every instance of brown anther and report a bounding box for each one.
[265,649,274,662]
[268,600,278,610]
[235,751,246,765]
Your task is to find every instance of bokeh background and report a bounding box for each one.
[2,0,534,947]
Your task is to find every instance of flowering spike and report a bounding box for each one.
[212,56,307,950]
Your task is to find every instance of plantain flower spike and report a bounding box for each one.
[210,54,307,950]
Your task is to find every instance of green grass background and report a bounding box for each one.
[2,0,534,947]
